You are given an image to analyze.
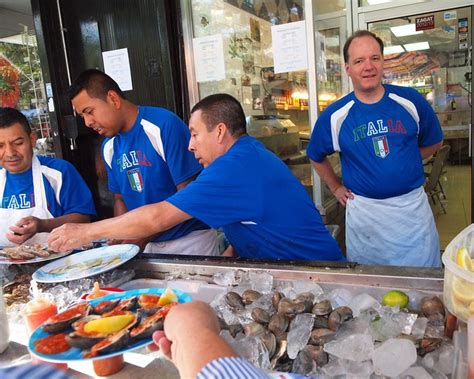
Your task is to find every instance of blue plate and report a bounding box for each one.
[28,288,192,362]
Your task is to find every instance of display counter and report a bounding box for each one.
[3,255,465,378]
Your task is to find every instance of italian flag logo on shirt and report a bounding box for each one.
[372,136,390,158]
[127,168,144,192]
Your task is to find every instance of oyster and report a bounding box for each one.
[225,292,244,310]
[251,307,271,324]
[312,300,332,316]
[137,294,162,315]
[42,303,91,333]
[268,314,289,335]
[130,303,175,340]
[92,299,121,315]
[241,289,262,305]
[86,329,130,357]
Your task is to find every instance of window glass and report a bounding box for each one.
[191,0,312,196]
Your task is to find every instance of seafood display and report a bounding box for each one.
[0,244,68,264]
[28,288,190,361]
[213,281,454,377]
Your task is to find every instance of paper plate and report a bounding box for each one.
[32,244,139,283]
[0,246,73,265]
[28,287,192,362]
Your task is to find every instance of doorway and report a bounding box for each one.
[364,5,472,249]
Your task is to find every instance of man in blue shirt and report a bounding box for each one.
[0,107,95,246]
[307,31,443,267]
[49,94,343,262]
[68,69,218,255]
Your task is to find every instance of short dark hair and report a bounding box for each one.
[68,69,126,101]
[191,94,247,137]
[0,107,31,134]
[343,30,384,63]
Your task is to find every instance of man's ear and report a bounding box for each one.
[107,90,122,109]
[29,131,37,149]
[216,122,228,143]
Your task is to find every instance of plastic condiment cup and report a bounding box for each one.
[23,297,68,370]
[92,355,125,376]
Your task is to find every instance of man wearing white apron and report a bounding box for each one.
[307,31,443,267]
[68,70,219,256]
[0,108,96,247]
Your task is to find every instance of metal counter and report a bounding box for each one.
[124,254,444,294]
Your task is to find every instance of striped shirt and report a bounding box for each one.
[197,357,269,379]
[0,363,70,379]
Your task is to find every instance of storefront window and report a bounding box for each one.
[359,0,429,6]
[315,1,346,15]
[189,0,312,195]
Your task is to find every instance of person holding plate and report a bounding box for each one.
[49,94,343,262]
[0,107,96,246]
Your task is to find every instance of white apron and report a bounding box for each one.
[143,229,220,256]
[0,156,53,247]
[346,186,441,267]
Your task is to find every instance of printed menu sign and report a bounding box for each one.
[193,34,226,83]
[271,21,308,74]
[102,48,133,91]
[416,15,435,31]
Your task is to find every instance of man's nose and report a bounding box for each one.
[4,143,16,156]
[363,59,375,70]
[188,139,194,152]
[83,114,94,128]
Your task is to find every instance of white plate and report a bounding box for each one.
[0,246,73,265]
[32,244,139,283]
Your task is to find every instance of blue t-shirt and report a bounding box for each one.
[1,156,96,217]
[102,106,209,242]
[307,84,443,199]
[168,136,343,261]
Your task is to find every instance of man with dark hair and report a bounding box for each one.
[68,69,219,255]
[49,93,343,262]
[307,31,443,267]
[0,107,95,246]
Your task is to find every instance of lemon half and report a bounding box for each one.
[452,278,474,304]
[84,314,135,334]
[158,288,178,306]
[456,247,474,272]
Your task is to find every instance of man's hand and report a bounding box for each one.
[48,223,93,252]
[333,185,354,207]
[7,216,42,245]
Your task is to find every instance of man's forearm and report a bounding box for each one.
[311,158,342,192]
[40,214,90,232]
[420,141,443,160]
[81,201,191,242]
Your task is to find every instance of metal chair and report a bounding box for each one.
[424,145,451,214]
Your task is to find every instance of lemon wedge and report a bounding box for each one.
[84,314,135,334]
[456,247,473,271]
[452,278,474,303]
[157,288,178,306]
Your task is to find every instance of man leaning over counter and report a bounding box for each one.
[0,107,95,246]
[49,94,343,262]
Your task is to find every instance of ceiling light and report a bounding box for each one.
[404,41,430,51]
[390,24,423,37]
[384,45,405,55]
